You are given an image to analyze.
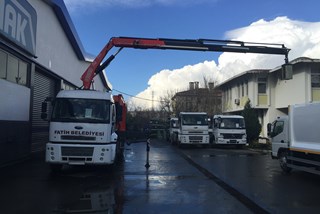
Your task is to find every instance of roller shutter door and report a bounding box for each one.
[31,71,57,152]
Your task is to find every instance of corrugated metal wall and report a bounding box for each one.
[31,71,57,152]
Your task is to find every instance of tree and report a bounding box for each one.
[158,90,176,118]
[241,99,261,145]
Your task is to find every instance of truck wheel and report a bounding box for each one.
[279,150,292,173]
[170,137,174,145]
[116,143,124,162]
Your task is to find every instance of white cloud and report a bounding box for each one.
[130,60,221,109]
[130,17,320,109]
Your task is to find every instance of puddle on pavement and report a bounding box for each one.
[201,153,259,158]
[53,187,115,213]
[125,174,193,181]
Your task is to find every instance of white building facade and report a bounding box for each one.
[217,57,320,137]
[0,0,109,165]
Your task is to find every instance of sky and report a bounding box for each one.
[64,0,320,110]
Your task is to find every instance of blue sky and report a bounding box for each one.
[64,0,320,109]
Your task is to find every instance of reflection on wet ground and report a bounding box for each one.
[47,164,125,214]
[1,140,320,213]
[121,141,255,214]
[52,184,116,213]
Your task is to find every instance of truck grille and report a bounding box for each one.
[223,134,243,139]
[61,147,94,156]
[188,131,203,134]
[189,136,203,143]
[61,135,96,141]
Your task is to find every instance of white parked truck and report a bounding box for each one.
[169,117,179,144]
[268,102,320,175]
[42,90,125,172]
[211,115,247,147]
[177,112,210,146]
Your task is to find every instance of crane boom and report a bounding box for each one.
[81,36,291,89]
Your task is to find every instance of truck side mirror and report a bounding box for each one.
[215,117,222,128]
[267,123,272,136]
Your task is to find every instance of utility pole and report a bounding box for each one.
[152,91,154,111]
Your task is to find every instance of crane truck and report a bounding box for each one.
[41,36,291,172]
[268,102,320,175]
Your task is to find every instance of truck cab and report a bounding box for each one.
[169,117,179,144]
[268,116,289,159]
[177,112,210,146]
[212,115,247,146]
[43,90,119,171]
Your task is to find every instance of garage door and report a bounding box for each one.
[31,71,57,152]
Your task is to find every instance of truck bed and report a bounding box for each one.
[290,102,320,153]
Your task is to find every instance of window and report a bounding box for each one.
[181,114,207,126]
[241,83,244,97]
[0,50,28,86]
[220,117,245,129]
[272,121,284,137]
[62,81,76,90]
[0,50,7,79]
[7,55,19,83]
[245,80,248,96]
[51,98,111,123]
[311,69,320,87]
[18,61,28,85]
[258,77,267,94]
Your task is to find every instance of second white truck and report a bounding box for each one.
[177,112,210,147]
[268,102,320,175]
[211,115,247,147]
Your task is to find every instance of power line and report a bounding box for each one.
[112,88,166,103]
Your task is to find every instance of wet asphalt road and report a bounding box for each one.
[1,140,320,214]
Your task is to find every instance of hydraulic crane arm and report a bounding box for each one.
[81,37,291,89]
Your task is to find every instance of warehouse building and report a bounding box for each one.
[0,0,109,165]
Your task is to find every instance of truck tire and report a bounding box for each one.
[279,150,292,173]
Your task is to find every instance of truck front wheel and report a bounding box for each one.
[279,150,292,173]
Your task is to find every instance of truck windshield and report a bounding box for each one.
[181,115,208,126]
[220,118,245,129]
[51,98,110,123]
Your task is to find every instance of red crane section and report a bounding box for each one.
[113,94,127,132]
[80,36,291,89]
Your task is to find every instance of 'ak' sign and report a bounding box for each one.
[0,0,37,56]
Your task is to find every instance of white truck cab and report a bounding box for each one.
[177,112,210,146]
[43,90,119,171]
[212,115,247,146]
[169,117,179,144]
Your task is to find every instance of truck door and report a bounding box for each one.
[271,119,289,157]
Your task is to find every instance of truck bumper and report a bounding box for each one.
[179,135,210,145]
[45,143,117,165]
[215,138,247,145]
